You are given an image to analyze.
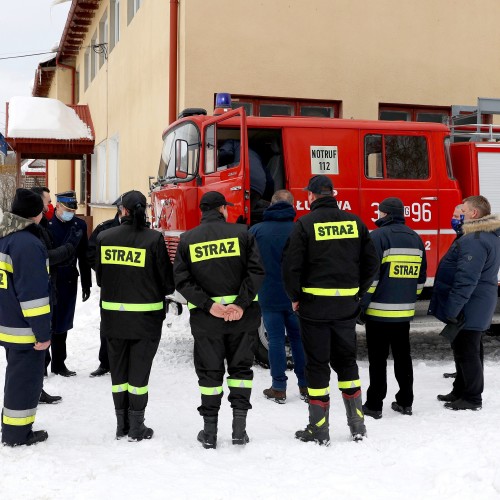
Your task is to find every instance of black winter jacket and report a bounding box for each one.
[174,210,265,330]
[282,197,379,321]
[428,214,500,331]
[360,215,427,322]
[87,213,120,270]
[96,218,175,339]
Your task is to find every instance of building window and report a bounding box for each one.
[99,11,108,68]
[127,0,142,24]
[79,158,86,203]
[364,134,429,180]
[107,135,120,202]
[110,0,120,51]
[91,140,107,203]
[90,31,97,81]
[229,95,339,118]
[379,104,451,124]
[84,49,90,90]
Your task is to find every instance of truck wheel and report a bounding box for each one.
[254,318,295,370]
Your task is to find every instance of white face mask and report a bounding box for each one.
[61,210,75,222]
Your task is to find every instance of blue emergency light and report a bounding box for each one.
[215,93,232,108]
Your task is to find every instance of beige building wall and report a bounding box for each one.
[181,0,500,117]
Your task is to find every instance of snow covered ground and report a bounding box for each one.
[2,282,500,500]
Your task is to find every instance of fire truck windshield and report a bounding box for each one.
[158,122,200,180]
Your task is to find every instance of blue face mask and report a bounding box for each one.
[61,210,75,222]
[451,214,464,234]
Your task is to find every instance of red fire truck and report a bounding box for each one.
[150,94,500,361]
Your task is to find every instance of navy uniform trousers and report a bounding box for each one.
[2,348,45,445]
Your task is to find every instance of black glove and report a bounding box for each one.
[66,226,83,248]
[439,313,465,343]
[82,287,91,302]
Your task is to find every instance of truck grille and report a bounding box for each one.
[164,235,180,263]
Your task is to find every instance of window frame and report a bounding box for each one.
[379,104,451,124]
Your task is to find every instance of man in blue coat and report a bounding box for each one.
[46,190,92,377]
[429,195,500,410]
[0,189,52,446]
[249,190,307,404]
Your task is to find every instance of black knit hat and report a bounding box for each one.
[11,188,44,218]
[121,190,147,210]
[303,175,333,195]
[199,191,234,212]
[379,197,404,216]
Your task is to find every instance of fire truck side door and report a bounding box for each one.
[200,108,249,223]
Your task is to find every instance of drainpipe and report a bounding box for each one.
[56,57,76,191]
[169,0,179,124]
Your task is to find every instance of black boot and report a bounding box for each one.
[342,390,367,441]
[232,409,249,445]
[295,400,330,445]
[39,389,62,405]
[3,430,49,447]
[127,410,153,442]
[197,416,218,449]
[115,409,130,440]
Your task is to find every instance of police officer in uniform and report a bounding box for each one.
[0,189,52,446]
[96,190,174,441]
[174,191,264,449]
[87,196,122,377]
[282,175,379,444]
[47,190,91,376]
[360,197,427,419]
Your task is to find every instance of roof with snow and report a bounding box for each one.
[5,96,94,160]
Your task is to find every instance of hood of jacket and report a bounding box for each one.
[310,196,339,211]
[263,201,296,222]
[0,210,35,238]
[462,213,500,236]
[375,213,406,227]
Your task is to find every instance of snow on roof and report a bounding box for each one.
[8,96,93,140]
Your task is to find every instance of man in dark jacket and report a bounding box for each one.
[360,197,427,419]
[174,191,265,449]
[282,175,379,444]
[32,187,82,403]
[249,190,307,403]
[87,199,122,377]
[46,191,91,377]
[96,190,175,441]
[0,189,52,446]
[429,195,500,411]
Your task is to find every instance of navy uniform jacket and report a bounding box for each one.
[87,213,120,270]
[0,212,51,349]
[48,213,91,333]
[429,214,500,331]
[361,215,427,322]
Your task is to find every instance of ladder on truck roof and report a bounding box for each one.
[450,97,500,142]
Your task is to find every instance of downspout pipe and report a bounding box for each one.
[56,57,76,191]
[169,0,179,125]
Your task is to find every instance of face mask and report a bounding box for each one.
[45,204,55,220]
[451,215,464,233]
[61,210,75,222]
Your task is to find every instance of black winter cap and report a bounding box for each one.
[379,197,404,216]
[120,190,147,210]
[199,191,234,212]
[303,175,333,195]
[11,188,44,218]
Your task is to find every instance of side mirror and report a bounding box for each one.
[175,139,189,179]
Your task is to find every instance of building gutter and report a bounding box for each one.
[169,0,179,125]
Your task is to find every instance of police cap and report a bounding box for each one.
[56,190,78,210]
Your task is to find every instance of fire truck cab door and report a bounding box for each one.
[200,107,249,223]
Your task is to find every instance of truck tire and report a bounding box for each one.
[254,318,294,370]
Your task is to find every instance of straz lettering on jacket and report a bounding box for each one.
[389,262,421,278]
[189,237,241,263]
[314,221,359,240]
[101,246,146,267]
[0,270,7,289]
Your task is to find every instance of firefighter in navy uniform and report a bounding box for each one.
[0,189,52,446]
[282,175,379,444]
[174,191,265,449]
[87,197,122,378]
[96,190,174,441]
[47,190,92,376]
[360,197,427,419]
